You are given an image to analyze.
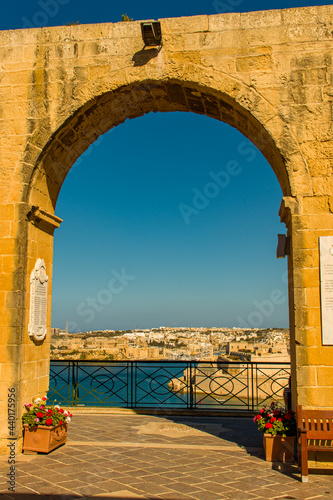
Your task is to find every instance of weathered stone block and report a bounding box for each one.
[0,205,14,221]
[295,307,321,328]
[21,361,37,381]
[293,268,319,288]
[305,287,320,308]
[240,9,282,29]
[294,249,314,268]
[296,365,317,386]
[317,367,333,386]
[301,346,333,366]
[236,54,272,72]
[295,327,319,347]
[302,197,330,215]
[161,16,209,35]
[208,13,241,32]
[308,159,333,177]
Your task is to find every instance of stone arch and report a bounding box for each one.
[24,67,312,212]
[21,73,312,430]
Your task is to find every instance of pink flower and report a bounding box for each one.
[34,418,40,423]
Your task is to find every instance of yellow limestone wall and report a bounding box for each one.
[1,5,333,455]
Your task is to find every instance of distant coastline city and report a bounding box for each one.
[50,326,290,363]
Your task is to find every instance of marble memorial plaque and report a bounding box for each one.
[28,259,48,342]
[319,236,333,345]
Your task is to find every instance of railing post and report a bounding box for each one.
[130,361,134,408]
[251,363,254,411]
[131,361,135,408]
[71,361,74,406]
[72,361,79,406]
[189,362,194,410]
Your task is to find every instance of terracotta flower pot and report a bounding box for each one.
[23,423,67,454]
[263,433,295,462]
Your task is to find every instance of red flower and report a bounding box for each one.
[59,409,64,413]
[265,423,273,429]
[285,413,292,420]
[36,411,44,418]
[260,408,265,414]
[46,410,53,416]
[59,420,63,425]
[278,418,282,422]
[45,418,53,426]
[270,417,276,423]
[42,396,47,401]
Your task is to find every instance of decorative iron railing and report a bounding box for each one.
[49,360,290,411]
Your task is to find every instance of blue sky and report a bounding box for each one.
[2,1,324,331]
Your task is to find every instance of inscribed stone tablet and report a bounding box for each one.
[319,236,333,345]
[28,259,48,342]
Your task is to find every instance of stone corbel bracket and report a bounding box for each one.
[27,206,63,234]
[279,196,299,227]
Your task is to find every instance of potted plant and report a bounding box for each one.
[253,401,296,462]
[22,396,72,454]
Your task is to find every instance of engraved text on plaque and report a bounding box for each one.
[319,236,333,345]
[28,259,48,342]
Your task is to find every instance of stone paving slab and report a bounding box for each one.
[0,414,332,499]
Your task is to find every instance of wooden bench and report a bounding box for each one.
[297,405,333,482]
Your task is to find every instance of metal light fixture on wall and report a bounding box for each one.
[277,234,290,258]
[141,21,162,46]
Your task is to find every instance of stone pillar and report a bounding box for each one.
[0,205,61,454]
[0,202,25,455]
[281,196,333,409]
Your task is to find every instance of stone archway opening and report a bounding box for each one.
[24,79,295,414]
[47,105,291,414]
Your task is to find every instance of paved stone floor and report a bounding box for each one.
[0,413,332,500]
